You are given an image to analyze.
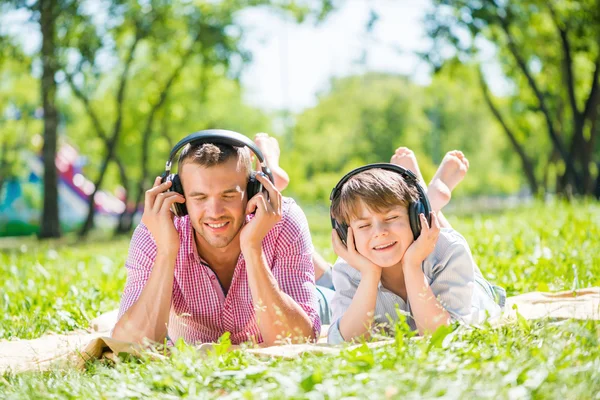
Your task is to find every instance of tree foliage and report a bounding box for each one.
[285,70,522,203]
[424,0,600,197]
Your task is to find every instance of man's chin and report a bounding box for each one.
[193,224,240,249]
[203,232,237,248]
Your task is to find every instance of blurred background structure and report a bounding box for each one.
[0,0,598,239]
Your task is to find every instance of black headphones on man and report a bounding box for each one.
[161,129,274,217]
[330,163,432,245]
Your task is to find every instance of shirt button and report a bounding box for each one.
[210,276,216,280]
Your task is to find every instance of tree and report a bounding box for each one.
[425,0,600,197]
[1,0,106,238]
[61,0,335,237]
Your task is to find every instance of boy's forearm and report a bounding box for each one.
[403,261,450,335]
[112,251,177,344]
[339,272,380,341]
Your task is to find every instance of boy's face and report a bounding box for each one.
[348,201,414,268]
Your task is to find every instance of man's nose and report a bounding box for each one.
[206,197,225,216]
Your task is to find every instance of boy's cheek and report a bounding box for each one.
[353,234,370,255]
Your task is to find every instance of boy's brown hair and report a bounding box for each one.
[331,169,420,225]
[178,142,252,177]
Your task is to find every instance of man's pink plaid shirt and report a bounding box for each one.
[116,197,320,345]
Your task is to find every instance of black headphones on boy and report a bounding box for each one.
[161,129,274,217]
[330,163,432,245]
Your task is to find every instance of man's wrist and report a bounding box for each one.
[241,242,263,259]
[157,247,179,261]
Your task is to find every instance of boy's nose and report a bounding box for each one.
[373,222,388,237]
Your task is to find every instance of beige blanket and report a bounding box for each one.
[1,288,598,374]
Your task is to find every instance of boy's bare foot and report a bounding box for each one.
[390,147,427,188]
[254,132,290,192]
[428,150,469,210]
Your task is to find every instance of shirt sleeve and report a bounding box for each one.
[116,222,158,321]
[327,258,357,344]
[271,199,321,341]
[426,238,477,324]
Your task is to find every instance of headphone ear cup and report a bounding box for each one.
[247,171,262,200]
[335,221,349,247]
[409,201,425,240]
[165,173,187,217]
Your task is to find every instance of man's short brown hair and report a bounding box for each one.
[178,142,252,177]
[331,169,420,225]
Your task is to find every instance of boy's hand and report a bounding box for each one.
[402,211,441,269]
[141,177,185,256]
[332,227,382,278]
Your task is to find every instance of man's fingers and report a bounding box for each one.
[246,192,267,216]
[161,193,185,215]
[145,178,172,210]
[153,191,182,213]
[255,173,280,212]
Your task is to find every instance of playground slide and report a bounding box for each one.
[0,144,126,237]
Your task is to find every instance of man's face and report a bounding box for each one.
[179,157,248,249]
[348,201,414,268]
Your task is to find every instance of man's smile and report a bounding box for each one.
[204,221,230,232]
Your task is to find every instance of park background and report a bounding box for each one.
[1,0,600,398]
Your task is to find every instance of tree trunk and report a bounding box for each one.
[500,16,583,193]
[114,156,134,235]
[478,68,540,196]
[38,0,61,239]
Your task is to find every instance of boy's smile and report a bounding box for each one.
[349,201,414,268]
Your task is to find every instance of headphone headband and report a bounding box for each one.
[165,129,268,174]
[330,163,421,201]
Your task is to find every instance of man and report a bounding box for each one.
[112,133,320,346]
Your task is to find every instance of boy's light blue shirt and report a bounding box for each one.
[328,228,504,344]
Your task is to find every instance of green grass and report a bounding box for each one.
[1,200,600,398]
[0,237,130,339]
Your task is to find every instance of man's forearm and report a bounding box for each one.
[243,247,314,345]
[112,251,177,344]
[403,262,450,335]
[339,272,380,341]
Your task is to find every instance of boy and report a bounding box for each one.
[327,149,504,344]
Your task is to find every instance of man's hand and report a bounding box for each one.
[240,173,282,253]
[332,227,382,279]
[141,177,185,255]
[402,211,441,270]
